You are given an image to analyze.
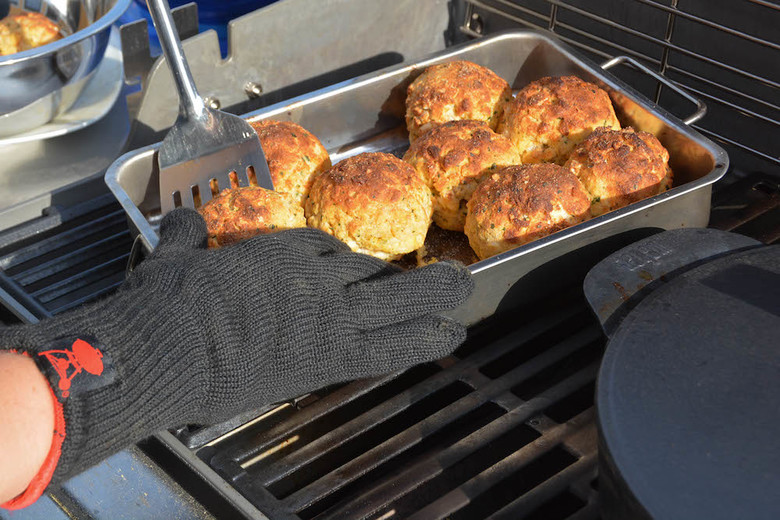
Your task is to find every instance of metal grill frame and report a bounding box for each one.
[461,0,780,169]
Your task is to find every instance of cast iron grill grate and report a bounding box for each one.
[463,0,780,173]
[199,295,603,520]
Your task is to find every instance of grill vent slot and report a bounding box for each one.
[544,381,597,424]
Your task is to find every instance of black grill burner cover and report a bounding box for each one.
[595,240,780,519]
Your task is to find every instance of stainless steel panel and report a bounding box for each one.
[106,30,729,326]
[132,0,454,138]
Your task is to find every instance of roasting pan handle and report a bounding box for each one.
[601,55,707,125]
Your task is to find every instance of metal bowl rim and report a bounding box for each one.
[0,0,132,64]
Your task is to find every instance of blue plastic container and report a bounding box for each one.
[118,0,278,57]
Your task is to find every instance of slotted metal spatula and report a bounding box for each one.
[147,0,274,215]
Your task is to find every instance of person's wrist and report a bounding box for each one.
[0,351,62,510]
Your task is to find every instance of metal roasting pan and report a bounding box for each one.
[105,30,729,326]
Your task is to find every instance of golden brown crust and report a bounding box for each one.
[248,120,331,207]
[406,60,512,142]
[0,21,22,56]
[464,164,591,259]
[403,120,521,231]
[0,12,60,56]
[198,186,305,248]
[305,152,433,260]
[564,127,672,216]
[498,75,620,164]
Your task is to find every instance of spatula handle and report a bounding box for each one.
[146,0,206,120]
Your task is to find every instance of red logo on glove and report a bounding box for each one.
[39,339,105,398]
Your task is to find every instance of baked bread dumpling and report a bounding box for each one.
[248,120,331,207]
[464,164,591,259]
[565,127,672,216]
[499,75,620,164]
[0,20,22,56]
[198,186,305,248]
[0,12,61,56]
[306,152,433,261]
[404,120,520,232]
[406,60,512,142]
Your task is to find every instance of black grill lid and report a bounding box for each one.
[591,234,780,519]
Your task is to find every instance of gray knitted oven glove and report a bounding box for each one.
[0,208,473,486]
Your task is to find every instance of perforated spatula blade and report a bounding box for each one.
[157,109,274,213]
[148,0,274,215]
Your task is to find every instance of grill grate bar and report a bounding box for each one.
[607,0,779,51]
[554,20,663,64]
[710,174,780,242]
[30,254,130,302]
[682,84,780,128]
[654,0,676,103]
[404,408,596,520]
[747,0,780,10]
[247,311,587,489]
[667,65,780,115]
[13,231,131,287]
[245,369,467,484]
[493,0,780,90]
[49,279,126,315]
[462,0,661,69]
[213,375,403,467]
[279,327,601,512]
[485,453,598,520]
[0,209,127,271]
[215,305,584,473]
[693,125,780,166]
[468,0,657,65]
[314,364,599,520]
[736,213,780,245]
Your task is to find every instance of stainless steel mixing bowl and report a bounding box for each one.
[0,0,131,136]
